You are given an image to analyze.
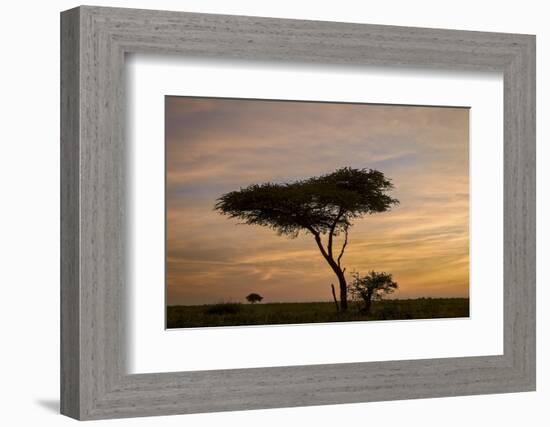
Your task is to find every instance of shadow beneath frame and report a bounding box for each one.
[35,399,59,414]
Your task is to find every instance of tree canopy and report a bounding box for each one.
[215,167,398,238]
[350,271,399,301]
[246,293,264,304]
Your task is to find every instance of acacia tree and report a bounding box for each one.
[349,271,398,314]
[215,167,398,311]
[246,293,263,304]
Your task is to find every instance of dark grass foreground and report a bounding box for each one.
[167,298,469,329]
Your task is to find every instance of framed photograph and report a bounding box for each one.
[61,6,535,420]
[164,97,470,329]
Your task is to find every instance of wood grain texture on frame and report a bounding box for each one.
[60,5,535,420]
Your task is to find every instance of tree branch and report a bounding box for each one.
[337,226,349,267]
[313,233,330,262]
[305,224,320,237]
[308,222,344,276]
[327,207,344,258]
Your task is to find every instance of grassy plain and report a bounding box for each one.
[166,298,469,329]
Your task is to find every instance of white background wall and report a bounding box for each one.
[0,0,547,425]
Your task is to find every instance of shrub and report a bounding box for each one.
[246,293,263,304]
[205,302,241,315]
[349,271,398,314]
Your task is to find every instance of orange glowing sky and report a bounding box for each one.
[166,96,469,306]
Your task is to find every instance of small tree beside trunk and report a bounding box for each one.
[349,271,398,315]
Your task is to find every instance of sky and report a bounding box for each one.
[166,96,469,306]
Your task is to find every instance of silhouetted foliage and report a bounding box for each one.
[246,293,264,304]
[349,271,399,314]
[215,167,399,311]
[205,302,241,315]
[167,298,469,328]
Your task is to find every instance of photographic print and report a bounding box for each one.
[165,96,469,329]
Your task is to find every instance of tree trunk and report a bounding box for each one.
[330,284,339,312]
[363,290,373,314]
[337,272,348,311]
[311,232,349,311]
[364,298,372,315]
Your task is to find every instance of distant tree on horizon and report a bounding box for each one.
[349,271,399,314]
[246,293,264,304]
[215,167,399,312]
